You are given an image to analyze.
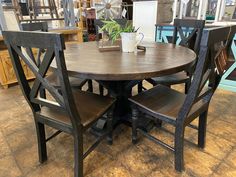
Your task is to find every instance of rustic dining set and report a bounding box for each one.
[2,19,236,177]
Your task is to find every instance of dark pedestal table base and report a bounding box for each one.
[91,80,160,136]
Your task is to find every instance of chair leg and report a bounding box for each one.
[174,125,185,172]
[132,107,139,144]
[35,121,47,163]
[154,119,163,128]
[185,79,191,94]
[107,108,113,145]
[138,82,143,93]
[198,110,208,148]
[74,135,83,177]
[87,80,93,92]
[39,87,46,99]
[99,84,104,96]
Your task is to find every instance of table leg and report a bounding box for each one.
[91,80,156,136]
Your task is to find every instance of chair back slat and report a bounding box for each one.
[21,22,48,32]
[3,31,82,127]
[3,31,65,50]
[21,22,49,65]
[172,19,205,54]
[178,25,236,122]
[197,69,211,95]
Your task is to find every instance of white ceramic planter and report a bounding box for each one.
[120,32,144,53]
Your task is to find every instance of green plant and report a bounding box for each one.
[100,19,137,42]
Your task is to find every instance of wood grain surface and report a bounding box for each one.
[52,41,196,81]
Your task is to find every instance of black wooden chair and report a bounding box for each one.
[129,25,236,171]
[21,22,49,32]
[3,30,116,177]
[138,19,205,93]
[21,22,93,92]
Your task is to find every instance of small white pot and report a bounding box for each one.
[120,32,144,53]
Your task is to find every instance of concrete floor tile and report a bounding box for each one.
[0,83,236,177]
[0,155,22,177]
[87,160,134,177]
[0,114,33,136]
[0,131,11,158]
[224,147,236,167]
[189,132,234,160]
[207,119,236,143]
[213,162,236,177]
[25,160,71,177]
[14,144,39,175]
[6,127,36,153]
[184,147,220,176]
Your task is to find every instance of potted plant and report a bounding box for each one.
[100,20,143,53]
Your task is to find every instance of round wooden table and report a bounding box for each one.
[64,42,196,81]
[56,42,196,131]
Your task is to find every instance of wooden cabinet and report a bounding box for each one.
[49,28,84,43]
[0,41,35,89]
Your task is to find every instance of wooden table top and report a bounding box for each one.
[58,42,196,81]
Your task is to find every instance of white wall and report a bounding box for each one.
[133,1,158,42]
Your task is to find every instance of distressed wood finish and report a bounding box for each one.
[2,30,115,177]
[56,42,196,81]
[129,25,236,172]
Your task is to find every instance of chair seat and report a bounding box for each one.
[36,89,115,132]
[46,72,88,89]
[129,85,208,124]
[150,72,189,85]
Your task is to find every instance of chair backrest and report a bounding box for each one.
[178,25,236,123]
[94,19,128,41]
[21,22,48,32]
[172,19,205,54]
[2,31,82,129]
[21,22,49,66]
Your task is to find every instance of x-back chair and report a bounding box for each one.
[21,22,93,92]
[129,25,236,171]
[139,19,205,93]
[3,30,115,177]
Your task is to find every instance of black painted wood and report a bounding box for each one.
[140,19,205,93]
[2,30,115,177]
[21,22,49,32]
[21,22,93,92]
[129,25,236,172]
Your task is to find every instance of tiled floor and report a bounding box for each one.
[0,82,236,177]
